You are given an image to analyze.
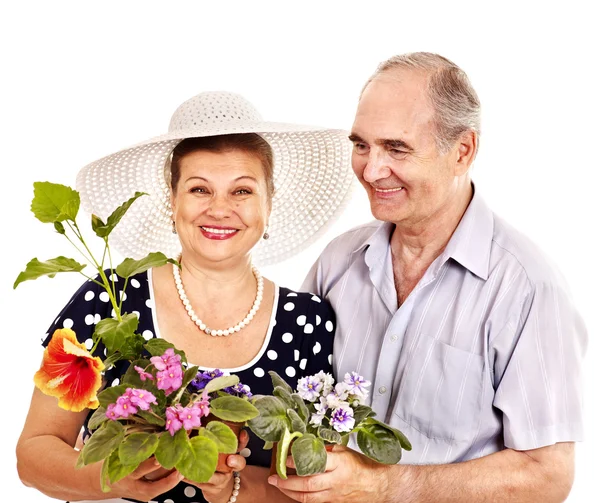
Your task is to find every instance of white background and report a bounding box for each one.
[1,1,597,501]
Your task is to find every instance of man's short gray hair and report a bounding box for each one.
[365,52,481,153]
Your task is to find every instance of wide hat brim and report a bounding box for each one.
[76,121,355,267]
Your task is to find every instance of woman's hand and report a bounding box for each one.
[186,429,249,503]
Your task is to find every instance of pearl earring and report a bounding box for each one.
[263,225,270,240]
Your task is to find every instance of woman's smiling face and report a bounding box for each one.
[171,148,271,266]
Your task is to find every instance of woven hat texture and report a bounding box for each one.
[76,91,355,266]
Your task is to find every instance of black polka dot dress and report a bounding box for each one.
[42,270,335,503]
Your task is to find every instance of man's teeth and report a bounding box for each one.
[201,227,237,234]
[375,187,404,193]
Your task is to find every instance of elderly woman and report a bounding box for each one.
[16,92,354,503]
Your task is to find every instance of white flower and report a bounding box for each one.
[314,371,335,396]
[297,375,323,402]
[309,397,328,427]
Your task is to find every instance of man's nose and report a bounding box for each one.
[361,150,391,183]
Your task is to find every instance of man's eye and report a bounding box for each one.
[389,149,407,158]
[353,143,369,154]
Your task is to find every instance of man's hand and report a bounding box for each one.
[268,444,396,503]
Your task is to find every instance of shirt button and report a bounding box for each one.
[378,386,387,394]
[390,335,398,342]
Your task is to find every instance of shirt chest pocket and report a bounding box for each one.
[394,334,485,445]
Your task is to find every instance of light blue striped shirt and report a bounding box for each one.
[302,189,587,464]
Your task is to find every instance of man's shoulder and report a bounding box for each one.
[491,213,568,290]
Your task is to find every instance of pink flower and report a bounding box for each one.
[113,394,138,418]
[129,388,157,411]
[134,365,154,381]
[156,364,183,395]
[106,403,119,420]
[165,406,183,436]
[150,348,181,371]
[177,405,202,431]
[193,397,211,418]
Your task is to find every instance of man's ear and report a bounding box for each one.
[454,131,478,176]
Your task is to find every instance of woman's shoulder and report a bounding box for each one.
[277,286,331,308]
[274,286,335,333]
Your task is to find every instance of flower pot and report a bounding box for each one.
[269,441,335,477]
[205,414,244,473]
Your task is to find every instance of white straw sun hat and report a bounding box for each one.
[76,91,355,266]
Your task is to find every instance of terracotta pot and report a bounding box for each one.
[270,441,334,477]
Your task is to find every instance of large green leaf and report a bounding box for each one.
[176,435,218,483]
[88,406,109,430]
[106,448,138,485]
[291,393,310,423]
[204,421,239,453]
[13,257,86,288]
[144,339,187,363]
[100,456,111,492]
[274,386,295,409]
[352,404,376,426]
[367,418,412,451]
[116,252,178,279]
[93,314,139,353]
[317,427,342,444]
[31,182,80,223]
[287,409,306,434]
[356,423,402,464]
[118,432,158,466]
[80,421,124,465]
[93,192,146,238]
[248,396,290,442]
[291,433,327,476]
[209,395,259,422]
[275,427,303,479]
[268,370,293,394]
[203,375,239,394]
[155,429,188,469]
[98,384,128,408]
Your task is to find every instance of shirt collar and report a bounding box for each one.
[354,185,493,280]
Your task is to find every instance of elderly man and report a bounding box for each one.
[269,52,587,502]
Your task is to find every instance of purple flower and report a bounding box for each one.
[224,382,253,398]
[134,365,154,381]
[343,372,371,398]
[128,388,158,411]
[166,406,183,436]
[157,364,183,395]
[297,375,323,402]
[330,406,355,433]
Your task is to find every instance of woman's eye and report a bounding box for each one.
[190,187,208,194]
[234,188,252,195]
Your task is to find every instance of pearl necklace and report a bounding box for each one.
[172,263,263,337]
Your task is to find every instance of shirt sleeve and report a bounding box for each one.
[492,280,588,450]
[298,294,336,378]
[300,257,323,296]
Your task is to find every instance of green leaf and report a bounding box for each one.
[80,421,124,465]
[155,429,188,469]
[352,404,376,426]
[291,393,310,423]
[93,314,139,353]
[287,408,306,434]
[137,409,166,427]
[118,432,158,466]
[203,375,239,394]
[13,257,86,289]
[116,252,177,279]
[144,339,187,363]
[204,421,239,453]
[31,182,80,223]
[88,406,109,430]
[176,435,219,483]
[117,333,146,361]
[93,192,147,238]
[274,386,295,409]
[91,214,107,236]
[268,370,293,394]
[100,456,111,492]
[356,423,402,464]
[248,396,290,442]
[275,426,303,479]
[181,365,200,390]
[291,433,327,476]
[318,427,342,444]
[367,418,412,451]
[53,221,66,234]
[106,448,138,485]
[98,385,128,408]
[209,395,259,422]
[263,441,274,450]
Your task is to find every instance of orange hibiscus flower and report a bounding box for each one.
[34,328,105,412]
